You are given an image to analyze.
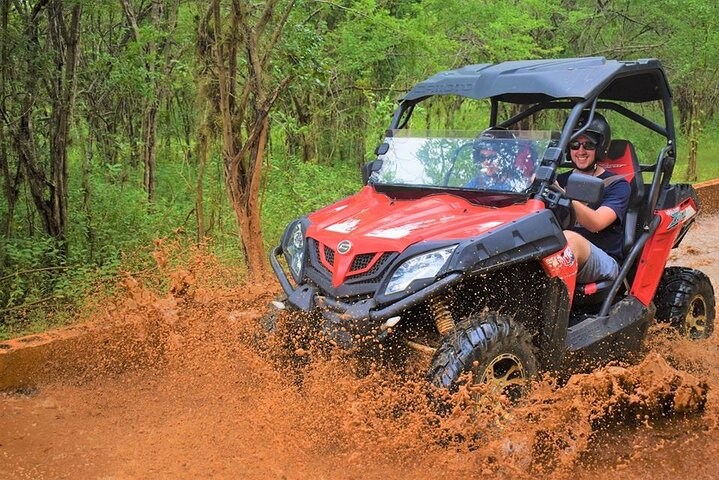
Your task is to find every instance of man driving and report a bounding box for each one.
[557,112,631,284]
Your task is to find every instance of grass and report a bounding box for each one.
[673,139,719,183]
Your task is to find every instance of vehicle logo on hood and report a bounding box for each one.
[337,240,352,255]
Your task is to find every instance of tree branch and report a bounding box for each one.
[30,0,50,21]
[260,0,296,70]
[119,0,141,42]
[231,75,292,169]
[588,42,667,57]
[252,0,280,41]
[0,265,71,284]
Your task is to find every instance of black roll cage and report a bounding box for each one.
[385,61,678,317]
[388,67,677,212]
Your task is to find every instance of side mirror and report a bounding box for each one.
[565,173,604,204]
[362,159,383,184]
[374,143,389,155]
[363,143,390,184]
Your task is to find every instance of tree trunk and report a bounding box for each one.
[289,93,312,163]
[79,122,95,260]
[121,0,180,202]
[142,101,158,202]
[685,92,701,183]
[1,0,22,246]
[46,0,82,253]
[141,0,160,202]
[16,103,55,237]
[676,87,693,135]
[10,2,51,239]
[224,117,270,279]
[209,0,295,281]
[0,147,22,239]
[13,3,53,236]
[195,117,209,241]
[127,108,140,169]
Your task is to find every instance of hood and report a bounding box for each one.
[306,186,544,287]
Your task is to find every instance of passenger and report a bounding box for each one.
[466,130,515,191]
[557,112,631,283]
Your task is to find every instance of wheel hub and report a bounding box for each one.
[685,294,708,338]
[478,353,527,400]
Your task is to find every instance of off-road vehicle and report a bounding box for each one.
[267,57,715,398]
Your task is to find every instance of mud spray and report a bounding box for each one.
[1,219,718,479]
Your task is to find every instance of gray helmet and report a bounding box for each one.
[573,111,611,160]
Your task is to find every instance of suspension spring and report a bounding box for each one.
[431,298,455,336]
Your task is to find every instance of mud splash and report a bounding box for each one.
[1,218,719,479]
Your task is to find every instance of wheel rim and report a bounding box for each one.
[478,353,527,400]
[685,294,708,338]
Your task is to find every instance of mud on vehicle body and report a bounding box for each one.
[267,57,715,398]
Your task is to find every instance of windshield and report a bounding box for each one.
[372,130,556,194]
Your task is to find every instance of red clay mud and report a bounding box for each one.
[1,218,719,479]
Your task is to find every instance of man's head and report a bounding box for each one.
[569,133,598,172]
[473,128,515,166]
[568,111,611,172]
[473,142,499,165]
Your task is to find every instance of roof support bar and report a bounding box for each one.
[490,98,499,127]
[499,100,668,139]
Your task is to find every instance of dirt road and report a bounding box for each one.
[1,217,718,479]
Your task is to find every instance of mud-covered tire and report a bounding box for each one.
[258,302,283,335]
[427,313,537,401]
[251,297,286,351]
[654,267,715,339]
[256,299,320,378]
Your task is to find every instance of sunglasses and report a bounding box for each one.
[569,140,597,151]
[475,152,497,161]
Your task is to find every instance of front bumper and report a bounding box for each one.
[270,246,461,347]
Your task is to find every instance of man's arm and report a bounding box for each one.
[572,202,617,233]
[572,178,631,233]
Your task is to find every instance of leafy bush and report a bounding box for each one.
[261,155,363,247]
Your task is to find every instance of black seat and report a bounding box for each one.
[573,140,643,303]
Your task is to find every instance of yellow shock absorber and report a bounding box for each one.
[431,298,455,336]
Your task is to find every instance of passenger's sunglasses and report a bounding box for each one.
[475,152,497,161]
[569,140,597,151]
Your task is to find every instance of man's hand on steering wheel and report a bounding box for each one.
[547,182,575,230]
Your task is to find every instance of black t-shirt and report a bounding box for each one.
[557,170,631,261]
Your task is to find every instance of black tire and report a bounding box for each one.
[427,313,537,402]
[251,297,286,351]
[256,299,310,358]
[654,267,715,339]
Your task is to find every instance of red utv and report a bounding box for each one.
[267,57,715,398]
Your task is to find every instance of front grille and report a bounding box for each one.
[310,239,331,275]
[350,253,374,272]
[346,252,395,282]
[324,245,335,266]
[306,237,398,295]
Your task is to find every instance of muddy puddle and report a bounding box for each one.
[1,217,719,479]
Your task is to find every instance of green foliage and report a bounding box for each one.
[1,237,64,307]
[418,0,564,63]
[5,0,719,339]
[261,154,362,246]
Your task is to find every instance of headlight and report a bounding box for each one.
[385,245,457,295]
[284,221,306,282]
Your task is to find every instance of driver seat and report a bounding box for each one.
[573,139,644,303]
